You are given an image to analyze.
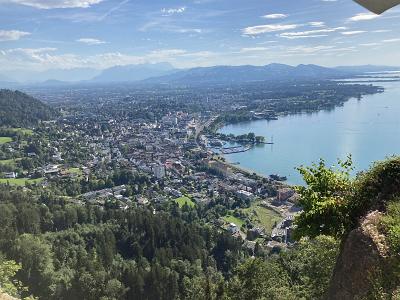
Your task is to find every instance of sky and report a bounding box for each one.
[1,0,400,72]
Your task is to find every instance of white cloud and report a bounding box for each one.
[308,22,325,27]
[161,7,186,16]
[0,30,30,41]
[341,31,366,35]
[0,47,196,71]
[77,38,106,45]
[242,24,299,35]
[278,27,346,39]
[7,0,103,9]
[262,14,287,19]
[348,13,379,21]
[286,45,335,54]
[175,28,203,34]
[383,38,400,43]
[280,34,329,39]
[373,29,391,33]
[360,43,379,46]
[239,47,270,53]
[283,45,356,57]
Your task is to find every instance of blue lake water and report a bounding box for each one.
[218,79,400,185]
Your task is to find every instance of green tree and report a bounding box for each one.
[13,234,54,298]
[0,256,26,298]
[294,156,354,239]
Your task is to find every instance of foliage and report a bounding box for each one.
[0,90,57,127]
[350,157,400,228]
[175,196,195,208]
[365,200,400,299]
[226,235,339,300]
[0,255,29,298]
[294,156,354,239]
[0,187,244,299]
[381,200,400,254]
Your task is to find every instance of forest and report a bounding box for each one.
[0,90,57,127]
[1,156,399,299]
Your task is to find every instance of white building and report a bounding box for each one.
[4,172,17,179]
[227,223,239,234]
[236,190,255,201]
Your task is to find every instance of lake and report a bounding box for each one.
[218,78,400,185]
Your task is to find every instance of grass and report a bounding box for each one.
[175,196,195,208]
[223,214,245,227]
[243,202,283,234]
[67,167,83,175]
[6,128,33,136]
[0,137,12,144]
[15,128,33,135]
[0,178,43,186]
[0,159,19,167]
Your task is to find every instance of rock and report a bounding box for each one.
[0,293,18,300]
[326,211,388,300]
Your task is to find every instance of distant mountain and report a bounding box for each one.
[0,89,57,127]
[5,68,100,83]
[36,79,72,87]
[143,63,349,85]
[3,63,398,86]
[334,65,400,73]
[92,63,177,82]
[0,75,17,89]
[0,74,14,82]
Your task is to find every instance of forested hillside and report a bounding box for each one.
[1,157,400,299]
[0,90,56,127]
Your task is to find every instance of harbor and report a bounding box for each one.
[220,145,252,154]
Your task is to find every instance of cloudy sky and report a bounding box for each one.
[1,0,400,72]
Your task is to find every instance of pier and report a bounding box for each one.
[221,145,252,154]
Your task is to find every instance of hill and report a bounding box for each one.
[0,89,56,127]
[6,67,100,83]
[92,62,177,82]
[334,65,400,73]
[143,63,349,85]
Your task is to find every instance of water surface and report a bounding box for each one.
[219,80,400,185]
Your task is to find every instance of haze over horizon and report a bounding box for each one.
[1,0,400,75]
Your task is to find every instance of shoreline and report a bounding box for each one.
[213,155,291,188]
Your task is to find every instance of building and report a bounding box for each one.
[277,188,295,202]
[152,164,166,179]
[236,190,255,201]
[227,223,239,234]
[4,172,17,179]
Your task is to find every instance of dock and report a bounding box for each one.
[221,145,252,154]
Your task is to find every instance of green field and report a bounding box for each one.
[0,137,12,144]
[244,203,282,234]
[8,128,33,135]
[175,196,195,208]
[67,167,83,175]
[0,178,43,186]
[0,158,21,167]
[223,215,245,227]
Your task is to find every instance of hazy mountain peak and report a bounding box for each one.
[92,62,177,82]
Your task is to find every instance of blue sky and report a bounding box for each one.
[1,0,400,71]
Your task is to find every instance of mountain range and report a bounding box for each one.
[0,63,399,87]
[142,63,348,85]
[92,62,175,82]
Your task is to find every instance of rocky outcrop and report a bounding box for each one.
[326,211,388,300]
[0,293,18,300]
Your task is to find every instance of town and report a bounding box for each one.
[0,80,381,253]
